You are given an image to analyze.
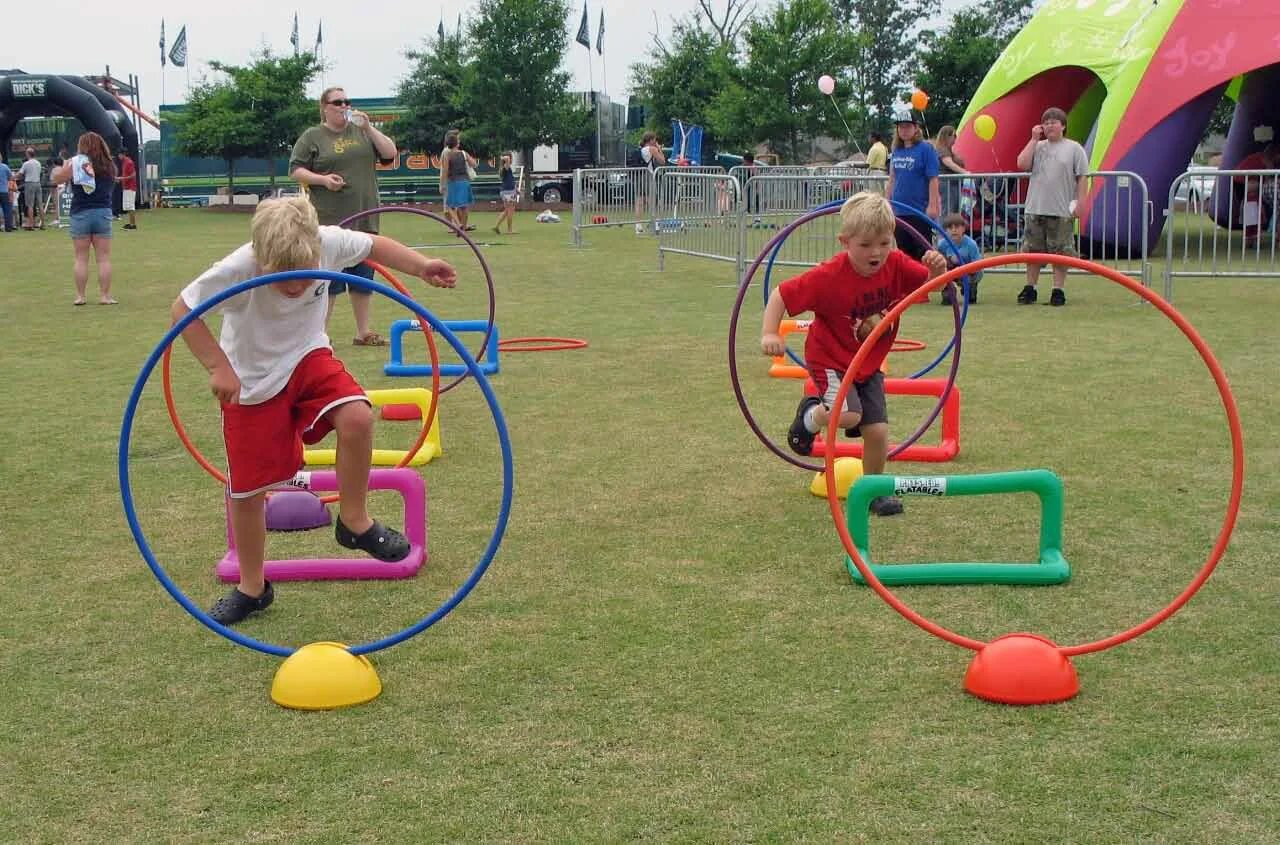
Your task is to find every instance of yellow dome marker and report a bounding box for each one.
[271,642,382,710]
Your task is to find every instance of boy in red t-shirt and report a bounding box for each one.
[118,152,139,229]
[761,192,946,516]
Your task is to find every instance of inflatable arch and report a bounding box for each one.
[0,72,139,161]
[955,0,1280,252]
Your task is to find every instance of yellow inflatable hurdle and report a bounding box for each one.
[304,387,442,467]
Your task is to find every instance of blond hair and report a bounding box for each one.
[838,192,895,241]
[252,196,322,273]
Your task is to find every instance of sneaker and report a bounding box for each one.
[1048,288,1066,307]
[123,223,137,230]
[209,581,275,625]
[869,495,904,517]
[1016,285,1038,305]
[787,396,822,456]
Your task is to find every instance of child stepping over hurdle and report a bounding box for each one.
[761,192,946,517]
[172,196,458,625]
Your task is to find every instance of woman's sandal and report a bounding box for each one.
[352,332,388,347]
[335,518,411,562]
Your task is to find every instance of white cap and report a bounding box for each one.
[892,104,916,124]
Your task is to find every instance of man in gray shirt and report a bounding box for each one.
[1015,108,1089,306]
[18,148,44,230]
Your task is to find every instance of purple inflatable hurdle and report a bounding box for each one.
[216,469,427,582]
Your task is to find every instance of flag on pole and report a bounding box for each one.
[169,25,188,67]
[575,3,591,49]
[596,8,604,55]
[290,13,299,56]
[160,20,166,67]
[438,18,445,39]
[315,21,323,54]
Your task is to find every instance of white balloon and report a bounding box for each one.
[818,75,835,96]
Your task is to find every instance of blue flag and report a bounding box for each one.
[575,3,590,49]
[169,25,187,67]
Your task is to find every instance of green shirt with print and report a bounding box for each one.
[289,123,382,233]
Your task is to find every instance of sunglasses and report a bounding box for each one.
[326,98,351,107]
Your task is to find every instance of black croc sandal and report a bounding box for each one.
[335,518,411,562]
[788,396,822,456]
[844,423,862,439]
[209,581,274,625]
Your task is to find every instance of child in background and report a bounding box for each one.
[493,153,518,234]
[939,213,983,305]
[761,192,946,516]
[172,196,457,624]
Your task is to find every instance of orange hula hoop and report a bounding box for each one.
[163,262,441,504]
[496,337,589,352]
[890,338,927,353]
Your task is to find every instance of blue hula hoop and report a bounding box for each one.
[759,198,972,380]
[119,269,515,658]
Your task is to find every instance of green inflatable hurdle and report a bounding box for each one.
[845,470,1071,586]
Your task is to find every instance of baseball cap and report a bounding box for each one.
[892,105,917,125]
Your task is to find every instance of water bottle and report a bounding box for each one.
[345,108,365,127]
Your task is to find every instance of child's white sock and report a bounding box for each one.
[804,404,822,433]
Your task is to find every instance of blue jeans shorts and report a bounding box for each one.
[328,261,374,296]
[70,207,113,239]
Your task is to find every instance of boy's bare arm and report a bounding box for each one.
[367,236,458,289]
[171,296,240,403]
[761,288,789,356]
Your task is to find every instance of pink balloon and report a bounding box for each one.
[818,75,835,96]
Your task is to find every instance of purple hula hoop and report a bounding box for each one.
[339,205,497,395]
[729,207,963,471]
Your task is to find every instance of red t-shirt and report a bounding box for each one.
[779,250,928,381]
[119,156,138,191]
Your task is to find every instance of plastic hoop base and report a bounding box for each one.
[963,633,1080,706]
[271,641,382,710]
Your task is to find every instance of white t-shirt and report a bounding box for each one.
[1024,138,1089,218]
[180,226,374,404]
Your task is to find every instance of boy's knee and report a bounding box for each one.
[837,409,863,429]
[860,422,890,443]
[332,401,374,438]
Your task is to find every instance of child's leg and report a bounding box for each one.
[330,400,376,534]
[859,422,890,475]
[228,492,269,597]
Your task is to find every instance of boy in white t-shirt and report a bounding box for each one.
[172,196,457,624]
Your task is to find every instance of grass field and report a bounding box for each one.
[1,207,1277,843]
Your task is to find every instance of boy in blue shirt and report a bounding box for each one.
[939,213,983,305]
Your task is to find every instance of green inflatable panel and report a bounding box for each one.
[844,470,1070,586]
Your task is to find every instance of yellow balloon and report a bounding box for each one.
[974,114,997,142]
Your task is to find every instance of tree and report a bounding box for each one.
[832,0,940,134]
[914,0,1035,129]
[170,51,320,192]
[629,17,738,147]
[396,27,472,156]
[709,0,858,162]
[461,0,592,159]
[696,0,755,47]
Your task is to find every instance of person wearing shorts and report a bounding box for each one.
[1016,107,1089,306]
[761,192,946,517]
[19,148,45,230]
[172,196,457,625]
[118,152,138,229]
[51,133,117,304]
[493,153,518,234]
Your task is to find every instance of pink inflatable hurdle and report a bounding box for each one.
[216,469,427,582]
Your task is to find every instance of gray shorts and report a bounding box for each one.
[23,182,41,210]
[814,370,888,426]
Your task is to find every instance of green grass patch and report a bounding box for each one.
[0,209,1276,842]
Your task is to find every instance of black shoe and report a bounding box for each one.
[1017,285,1038,305]
[1048,288,1066,307]
[844,423,861,438]
[335,517,411,562]
[123,223,137,230]
[787,396,822,456]
[869,495,904,517]
[209,581,274,625]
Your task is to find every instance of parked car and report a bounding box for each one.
[1173,165,1217,211]
[531,175,577,204]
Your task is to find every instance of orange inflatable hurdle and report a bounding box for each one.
[808,376,960,462]
[768,319,811,379]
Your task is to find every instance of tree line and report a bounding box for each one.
[170,0,1035,190]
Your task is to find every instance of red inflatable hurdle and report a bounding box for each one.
[808,376,960,462]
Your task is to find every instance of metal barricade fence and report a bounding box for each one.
[655,172,745,273]
[1163,168,1280,301]
[571,167,657,246]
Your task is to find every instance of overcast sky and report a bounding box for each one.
[9,0,971,141]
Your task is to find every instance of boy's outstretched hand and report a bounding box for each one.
[209,362,241,405]
[419,258,457,289]
[921,249,948,278]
